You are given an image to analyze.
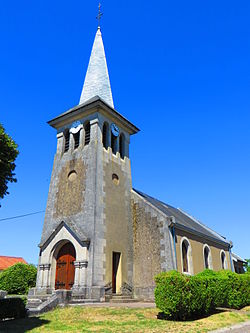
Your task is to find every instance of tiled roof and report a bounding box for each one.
[133,189,230,246]
[0,256,27,270]
[79,27,114,108]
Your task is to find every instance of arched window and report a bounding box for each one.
[204,245,212,269]
[84,122,90,146]
[102,122,109,149]
[119,134,125,159]
[111,132,117,154]
[64,130,70,152]
[221,251,227,270]
[180,237,193,274]
[73,131,80,149]
[182,241,189,273]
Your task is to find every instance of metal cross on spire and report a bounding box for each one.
[96,3,103,28]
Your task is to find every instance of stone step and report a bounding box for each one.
[26,295,51,310]
[28,295,50,301]
[71,294,86,300]
[27,294,59,316]
[109,294,134,300]
[111,295,132,299]
[69,298,100,304]
[26,299,43,309]
[109,298,139,303]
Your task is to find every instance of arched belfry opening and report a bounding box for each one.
[119,133,125,159]
[84,121,91,146]
[64,129,70,152]
[55,242,76,290]
[111,132,117,154]
[102,122,109,149]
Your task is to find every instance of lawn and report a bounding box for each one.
[0,306,250,333]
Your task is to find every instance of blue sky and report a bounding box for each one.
[0,0,249,264]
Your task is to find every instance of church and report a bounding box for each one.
[27,23,237,310]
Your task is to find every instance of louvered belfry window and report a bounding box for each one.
[73,131,80,149]
[64,130,70,152]
[111,133,117,154]
[119,134,125,159]
[84,122,90,146]
[102,122,108,149]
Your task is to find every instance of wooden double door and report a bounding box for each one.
[55,242,76,290]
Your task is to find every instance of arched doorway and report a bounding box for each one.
[55,242,76,290]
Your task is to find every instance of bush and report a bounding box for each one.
[196,269,229,308]
[0,263,37,295]
[155,271,214,320]
[0,297,26,320]
[155,270,250,320]
[217,270,250,309]
[197,270,250,309]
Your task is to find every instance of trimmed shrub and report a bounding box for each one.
[197,270,250,309]
[155,270,250,320]
[0,297,26,320]
[0,263,37,295]
[196,269,229,308]
[155,271,213,320]
[218,270,250,309]
[196,269,219,278]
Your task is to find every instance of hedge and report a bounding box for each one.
[0,297,26,320]
[196,270,250,309]
[0,263,37,295]
[155,270,250,320]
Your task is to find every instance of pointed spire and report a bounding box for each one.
[79,27,114,108]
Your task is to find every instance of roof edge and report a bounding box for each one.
[39,221,90,250]
[48,96,140,135]
[133,188,230,247]
[174,223,230,247]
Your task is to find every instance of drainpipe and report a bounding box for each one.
[229,241,234,272]
[169,216,177,271]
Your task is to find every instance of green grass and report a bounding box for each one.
[0,306,249,333]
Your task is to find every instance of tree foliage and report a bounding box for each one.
[0,124,19,202]
[0,263,37,295]
[244,259,250,273]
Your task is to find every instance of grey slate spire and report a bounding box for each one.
[79,27,114,108]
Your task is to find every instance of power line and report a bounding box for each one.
[0,210,45,222]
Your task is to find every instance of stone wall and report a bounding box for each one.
[36,113,107,298]
[175,228,231,274]
[54,159,86,218]
[131,191,175,300]
[103,148,133,294]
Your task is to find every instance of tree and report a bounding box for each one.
[0,263,37,294]
[244,259,250,273]
[0,124,19,204]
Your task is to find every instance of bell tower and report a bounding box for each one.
[32,26,139,302]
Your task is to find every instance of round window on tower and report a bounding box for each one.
[112,173,119,185]
[68,170,77,182]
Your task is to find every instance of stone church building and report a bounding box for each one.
[28,26,236,309]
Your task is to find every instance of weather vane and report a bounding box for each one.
[96,3,103,28]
